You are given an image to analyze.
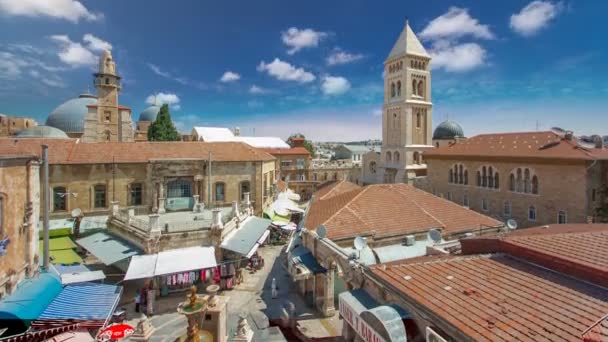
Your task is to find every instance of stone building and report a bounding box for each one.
[362,20,434,184]
[333,145,378,166]
[0,114,38,137]
[134,104,161,142]
[0,139,277,219]
[0,155,40,298]
[262,138,311,182]
[45,50,135,142]
[419,130,608,228]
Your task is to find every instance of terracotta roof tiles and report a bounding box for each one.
[261,147,310,156]
[315,180,361,200]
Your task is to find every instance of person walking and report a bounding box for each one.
[134,291,141,313]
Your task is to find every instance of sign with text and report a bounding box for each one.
[339,295,386,342]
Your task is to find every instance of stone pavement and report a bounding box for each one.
[122,243,342,341]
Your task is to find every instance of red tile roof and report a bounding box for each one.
[0,138,275,164]
[371,254,608,342]
[315,180,361,200]
[305,183,501,240]
[261,147,310,156]
[461,224,608,287]
[424,131,602,161]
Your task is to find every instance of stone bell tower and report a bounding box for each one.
[82,50,134,142]
[380,20,433,183]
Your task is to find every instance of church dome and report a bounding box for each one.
[46,93,97,134]
[15,126,69,139]
[139,105,161,122]
[433,120,464,140]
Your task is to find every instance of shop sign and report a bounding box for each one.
[339,296,386,342]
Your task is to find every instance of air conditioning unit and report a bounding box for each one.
[403,235,416,246]
[426,327,449,342]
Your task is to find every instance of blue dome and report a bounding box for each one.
[139,105,160,122]
[433,120,464,140]
[46,93,97,134]
[15,126,69,139]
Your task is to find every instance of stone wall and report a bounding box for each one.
[423,158,594,227]
[0,157,39,297]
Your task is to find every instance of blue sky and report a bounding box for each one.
[0,0,607,141]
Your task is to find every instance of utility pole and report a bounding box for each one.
[112,156,116,202]
[207,152,212,207]
[42,145,50,271]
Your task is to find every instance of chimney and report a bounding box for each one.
[594,136,604,149]
[291,137,305,148]
[565,131,574,141]
[211,208,223,230]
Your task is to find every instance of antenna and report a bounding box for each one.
[428,229,442,244]
[506,219,518,230]
[353,236,367,251]
[317,224,327,239]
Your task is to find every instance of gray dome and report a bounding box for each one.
[433,120,464,140]
[15,126,69,139]
[139,105,160,122]
[46,93,97,134]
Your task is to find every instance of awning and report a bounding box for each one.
[0,273,62,337]
[60,271,106,285]
[31,283,122,330]
[288,246,326,281]
[39,237,77,251]
[38,237,83,265]
[373,240,431,264]
[123,246,217,281]
[76,232,140,265]
[221,217,271,258]
[45,330,94,342]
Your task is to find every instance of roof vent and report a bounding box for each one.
[594,135,604,149]
[403,235,416,246]
[564,131,574,141]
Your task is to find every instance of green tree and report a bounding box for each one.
[147,104,181,141]
[287,133,315,157]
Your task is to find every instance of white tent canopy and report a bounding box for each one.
[123,246,217,281]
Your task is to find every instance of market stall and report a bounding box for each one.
[220,217,271,282]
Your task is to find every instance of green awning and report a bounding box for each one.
[48,249,83,265]
[38,237,77,251]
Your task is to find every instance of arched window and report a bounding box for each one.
[524,169,531,193]
[412,79,417,96]
[464,170,468,185]
[417,80,424,97]
[528,206,537,221]
[532,175,539,194]
[105,78,109,85]
[482,166,487,187]
[104,130,111,141]
[214,182,225,202]
[370,161,377,174]
[393,113,398,128]
[488,167,494,188]
[240,181,250,201]
[494,172,499,189]
[129,183,143,206]
[399,61,402,69]
[509,173,515,191]
[416,112,421,128]
[386,151,392,162]
[476,171,481,186]
[558,210,567,224]
[394,151,400,162]
[516,168,523,192]
[93,184,107,208]
[413,152,419,164]
[391,83,396,97]
[449,169,454,183]
[333,172,338,180]
[53,187,67,211]
[324,172,328,181]
[458,165,463,184]
[397,81,401,97]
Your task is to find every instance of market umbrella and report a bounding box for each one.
[97,324,135,341]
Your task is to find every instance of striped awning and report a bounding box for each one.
[30,283,122,330]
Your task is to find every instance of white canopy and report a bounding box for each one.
[60,270,106,285]
[123,246,217,281]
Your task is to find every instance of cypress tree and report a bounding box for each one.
[147,104,181,141]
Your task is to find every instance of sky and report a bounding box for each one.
[0,0,607,141]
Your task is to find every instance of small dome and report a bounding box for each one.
[15,126,69,139]
[433,120,464,140]
[46,93,97,134]
[139,105,161,122]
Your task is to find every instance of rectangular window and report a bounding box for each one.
[592,189,596,202]
[104,111,111,122]
[281,160,292,168]
[94,185,107,208]
[528,206,537,222]
[447,192,452,201]
[463,193,469,207]
[558,211,567,224]
[53,187,67,211]
[130,183,143,206]
[481,198,489,212]
[503,201,511,217]
[296,159,305,169]
[214,183,225,202]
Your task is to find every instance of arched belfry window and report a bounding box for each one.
[397,81,401,97]
[509,168,538,194]
[386,151,392,162]
[412,79,417,96]
[391,83,396,97]
[417,80,424,97]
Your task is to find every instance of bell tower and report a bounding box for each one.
[380,20,433,183]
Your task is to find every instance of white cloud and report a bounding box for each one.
[249,85,268,94]
[326,48,364,66]
[83,33,112,52]
[146,92,181,109]
[0,51,28,79]
[321,75,351,95]
[146,63,208,90]
[257,58,315,83]
[220,71,240,83]
[0,0,101,22]
[510,1,563,36]
[281,27,327,54]
[147,63,171,78]
[420,7,494,41]
[430,42,487,72]
[372,108,382,117]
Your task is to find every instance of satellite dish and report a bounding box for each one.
[428,229,442,244]
[317,224,327,239]
[506,219,518,230]
[71,208,82,218]
[353,236,367,251]
[551,127,566,137]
